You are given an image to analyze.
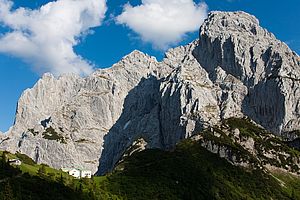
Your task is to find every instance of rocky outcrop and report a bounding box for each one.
[0,11,299,175]
[191,118,300,175]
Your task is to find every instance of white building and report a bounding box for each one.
[61,168,92,179]
[8,159,22,166]
[69,169,81,178]
[80,170,92,178]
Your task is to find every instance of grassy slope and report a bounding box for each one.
[98,118,300,199]
[1,118,300,199]
[100,140,300,200]
[1,143,300,200]
[0,152,85,200]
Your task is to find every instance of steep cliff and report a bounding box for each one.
[0,11,299,175]
[195,11,300,134]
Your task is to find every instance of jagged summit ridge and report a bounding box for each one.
[202,11,268,39]
[0,11,299,175]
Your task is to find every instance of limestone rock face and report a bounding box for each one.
[195,11,300,133]
[1,51,169,174]
[0,11,299,174]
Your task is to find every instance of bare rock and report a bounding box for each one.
[194,11,300,134]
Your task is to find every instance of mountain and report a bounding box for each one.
[0,11,299,176]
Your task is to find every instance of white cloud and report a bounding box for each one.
[0,0,107,76]
[116,0,208,49]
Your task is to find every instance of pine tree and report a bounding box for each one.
[79,183,83,193]
[58,173,65,185]
[37,165,46,177]
[2,181,15,200]
[14,183,22,200]
[1,152,8,169]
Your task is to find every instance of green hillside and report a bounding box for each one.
[99,140,300,200]
[1,119,300,199]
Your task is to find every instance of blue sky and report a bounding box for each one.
[0,0,299,132]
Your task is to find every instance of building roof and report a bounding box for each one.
[61,167,91,172]
[8,159,21,162]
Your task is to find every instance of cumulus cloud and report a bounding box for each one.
[116,0,208,49]
[0,0,107,76]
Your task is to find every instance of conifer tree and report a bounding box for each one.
[1,181,15,200]
[37,165,47,177]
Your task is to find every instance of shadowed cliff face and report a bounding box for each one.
[242,79,285,133]
[98,75,164,174]
[1,11,300,175]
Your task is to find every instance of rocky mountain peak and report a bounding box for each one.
[197,11,300,84]
[115,49,158,69]
[123,49,155,60]
[41,72,55,80]
[195,11,300,134]
[201,11,268,39]
[0,11,299,175]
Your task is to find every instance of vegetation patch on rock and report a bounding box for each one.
[191,118,300,175]
[42,127,66,144]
